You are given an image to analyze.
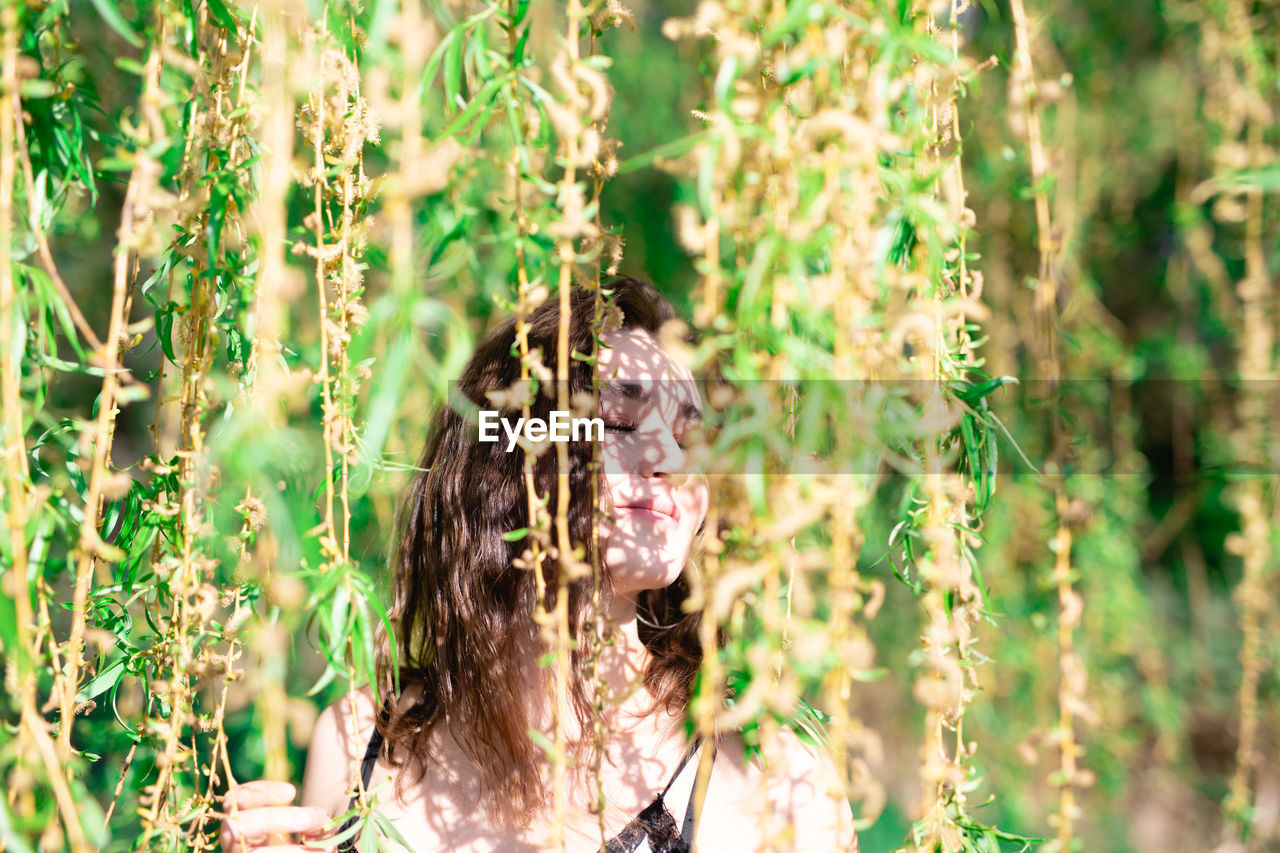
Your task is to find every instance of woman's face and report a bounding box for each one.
[597,327,709,596]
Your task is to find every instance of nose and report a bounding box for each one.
[637,426,687,478]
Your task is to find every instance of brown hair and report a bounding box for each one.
[374,276,702,826]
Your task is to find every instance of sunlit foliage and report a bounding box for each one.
[0,1,1277,851]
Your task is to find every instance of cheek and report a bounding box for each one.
[597,476,628,550]
[681,482,709,527]
[599,472,622,512]
[600,438,626,477]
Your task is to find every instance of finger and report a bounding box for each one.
[220,806,330,843]
[221,822,329,853]
[223,781,298,810]
[236,833,332,852]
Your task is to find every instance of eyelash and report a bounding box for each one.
[605,420,700,442]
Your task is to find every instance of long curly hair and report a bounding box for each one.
[373,277,703,827]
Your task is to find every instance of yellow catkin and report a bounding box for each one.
[497,1,624,842]
[551,5,585,843]
[193,9,263,839]
[1,3,91,850]
[1008,0,1093,846]
[365,0,434,756]
[141,5,266,839]
[583,8,623,846]
[504,1,554,836]
[661,0,982,846]
[22,1,1278,849]
[296,13,379,811]
[1216,0,1274,842]
[907,4,991,849]
[57,4,167,778]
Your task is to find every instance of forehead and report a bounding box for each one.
[596,327,694,383]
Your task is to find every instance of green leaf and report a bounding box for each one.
[204,0,239,33]
[155,303,178,363]
[514,20,531,66]
[615,129,714,176]
[471,18,494,79]
[0,588,18,665]
[367,0,397,56]
[358,820,377,853]
[527,727,555,758]
[713,55,740,111]
[88,0,143,47]
[19,79,57,99]
[0,796,37,853]
[1207,165,1280,193]
[112,56,147,76]
[307,662,340,697]
[443,29,464,115]
[440,76,505,138]
[76,657,127,703]
[371,811,414,849]
[421,30,456,99]
[953,375,1016,407]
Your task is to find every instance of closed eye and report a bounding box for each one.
[605,420,636,433]
[676,420,702,449]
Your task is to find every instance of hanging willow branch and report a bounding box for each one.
[1007,0,1097,847]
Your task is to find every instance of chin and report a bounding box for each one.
[604,550,686,594]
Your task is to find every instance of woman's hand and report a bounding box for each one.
[219,780,331,852]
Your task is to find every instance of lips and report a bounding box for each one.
[617,496,680,522]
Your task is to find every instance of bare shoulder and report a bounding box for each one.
[714,727,858,852]
[768,727,857,851]
[766,726,840,787]
[299,686,385,816]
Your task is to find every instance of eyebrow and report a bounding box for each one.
[599,379,702,421]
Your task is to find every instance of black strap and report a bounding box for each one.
[358,728,385,790]
[661,736,704,798]
[676,739,716,845]
[335,725,386,852]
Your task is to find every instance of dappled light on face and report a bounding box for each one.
[595,328,709,598]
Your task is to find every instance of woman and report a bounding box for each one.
[219,278,857,852]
